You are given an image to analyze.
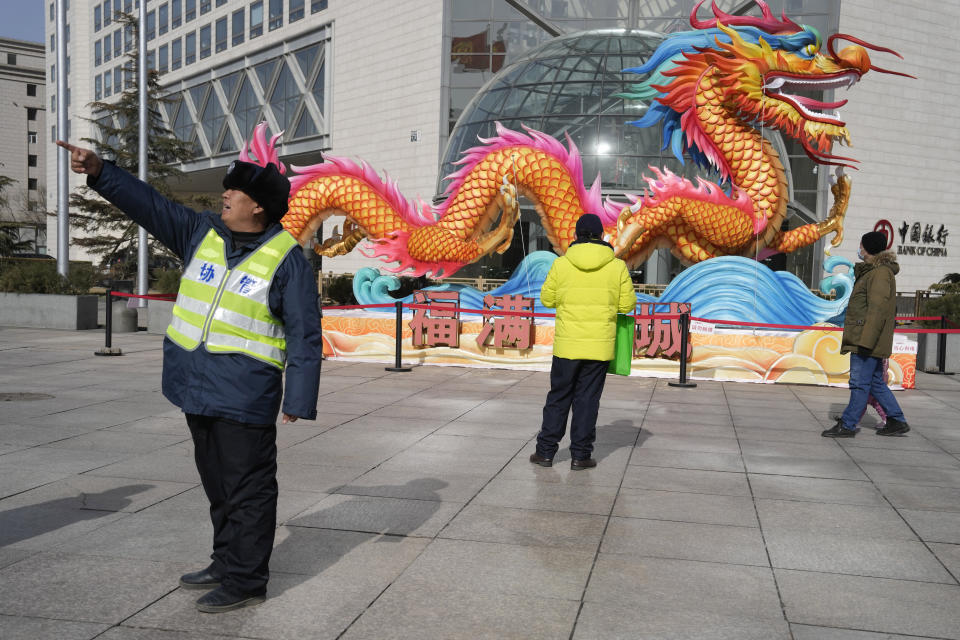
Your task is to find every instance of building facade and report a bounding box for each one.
[45,0,960,292]
[1,37,47,254]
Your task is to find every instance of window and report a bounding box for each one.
[50,34,55,51]
[231,9,244,45]
[289,0,303,22]
[104,33,112,62]
[7,53,16,65]
[27,84,37,96]
[51,95,56,111]
[159,44,168,72]
[212,17,227,52]
[311,0,326,13]
[216,0,226,5]
[114,29,121,58]
[104,71,112,96]
[95,40,102,65]
[268,0,282,30]
[94,5,101,30]
[186,0,196,21]
[125,67,134,89]
[147,10,156,40]
[172,0,182,27]
[50,2,54,21]
[124,0,132,11]
[172,38,182,69]
[185,31,196,64]
[148,49,156,70]
[27,108,38,121]
[200,24,211,58]
[50,64,55,82]
[159,3,168,35]
[28,132,38,144]
[103,0,111,26]
[28,154,37,167]
[114,66,122,91]
[200,0,211,14]
[28,178,38,191]
[250,1,263,38]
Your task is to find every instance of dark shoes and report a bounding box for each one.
[179,567,222,590]
[529,453,553,467]
[877,418,910,436]
[821,421,858,438]
[195,586,265,613]
[571,457,597,470]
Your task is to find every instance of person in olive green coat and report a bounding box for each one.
[530,214,637,469]
[823,231,910,438]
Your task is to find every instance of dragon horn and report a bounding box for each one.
[826,33,917,79]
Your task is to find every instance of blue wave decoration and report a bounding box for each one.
[352,251,854,325]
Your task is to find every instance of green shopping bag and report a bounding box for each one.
[607,314,635,376]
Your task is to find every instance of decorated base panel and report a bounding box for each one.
[321,312,917,389]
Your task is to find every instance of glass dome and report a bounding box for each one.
[440,29,689,196]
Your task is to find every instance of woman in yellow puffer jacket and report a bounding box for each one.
[530,214,637,470]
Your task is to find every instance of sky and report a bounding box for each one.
[0,0,46,44]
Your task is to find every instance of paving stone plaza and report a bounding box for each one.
[2,327,960,639]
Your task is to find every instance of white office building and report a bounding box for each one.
[45,0,960,292]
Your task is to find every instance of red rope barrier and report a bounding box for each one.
[109,291,176,302]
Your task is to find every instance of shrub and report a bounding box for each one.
[920,294,960,329]
[152,267,182,294]
[325,274,356,305]
[0,259,96,295]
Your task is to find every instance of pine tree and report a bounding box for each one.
[0,176,32,257]
[69,13,203,279]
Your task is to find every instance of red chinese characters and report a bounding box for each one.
[409,290,461,348]
[476,294,535,350]
[635,302,692,359]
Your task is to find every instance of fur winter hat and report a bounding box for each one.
[222,160,290,224]
[860,231,888,255]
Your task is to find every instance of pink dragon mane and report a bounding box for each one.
[238,122,287,174]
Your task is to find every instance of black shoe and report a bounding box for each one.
[179,567,222,590]
[571,457,597,470]
[195,586,265,613]
[821,421,857,438]
[876,418,910,436]
[529,453,553,467]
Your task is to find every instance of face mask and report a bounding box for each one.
[857,248,865,260]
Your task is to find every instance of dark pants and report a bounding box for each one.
[536,356,609,460]
[186,414,278,597]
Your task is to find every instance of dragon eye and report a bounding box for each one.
[804,43,819,56]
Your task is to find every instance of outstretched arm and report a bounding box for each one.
[56,139,202,260]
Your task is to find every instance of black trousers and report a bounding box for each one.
[536,356,609,460]
[186,414,278,597]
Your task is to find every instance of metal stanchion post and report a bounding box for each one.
[385,300,412,372]
[95,289,124,356]
[927,315,955,375]
[668,312,696,388]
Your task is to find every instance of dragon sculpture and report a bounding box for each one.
[271,0,909,276]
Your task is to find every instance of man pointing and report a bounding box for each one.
[58,139,323,612]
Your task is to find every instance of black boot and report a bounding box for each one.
[876,418,910,436]
[821,420,857,438]
[179,566,222,590]
[195,586,265,613]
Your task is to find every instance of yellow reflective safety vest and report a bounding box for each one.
[166,228,300,369]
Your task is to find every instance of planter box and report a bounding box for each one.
[147,299,174,335]
[0,293,98,330]
[916,332,960,373]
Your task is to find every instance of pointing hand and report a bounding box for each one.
[56,140,103,178]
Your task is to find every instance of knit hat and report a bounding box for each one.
[861,231,888,255]
[222,160,291,224]
[575,213,604,240]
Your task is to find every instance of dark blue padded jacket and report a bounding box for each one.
[90,162,323,423]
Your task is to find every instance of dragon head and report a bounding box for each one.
[622,0,912,176]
